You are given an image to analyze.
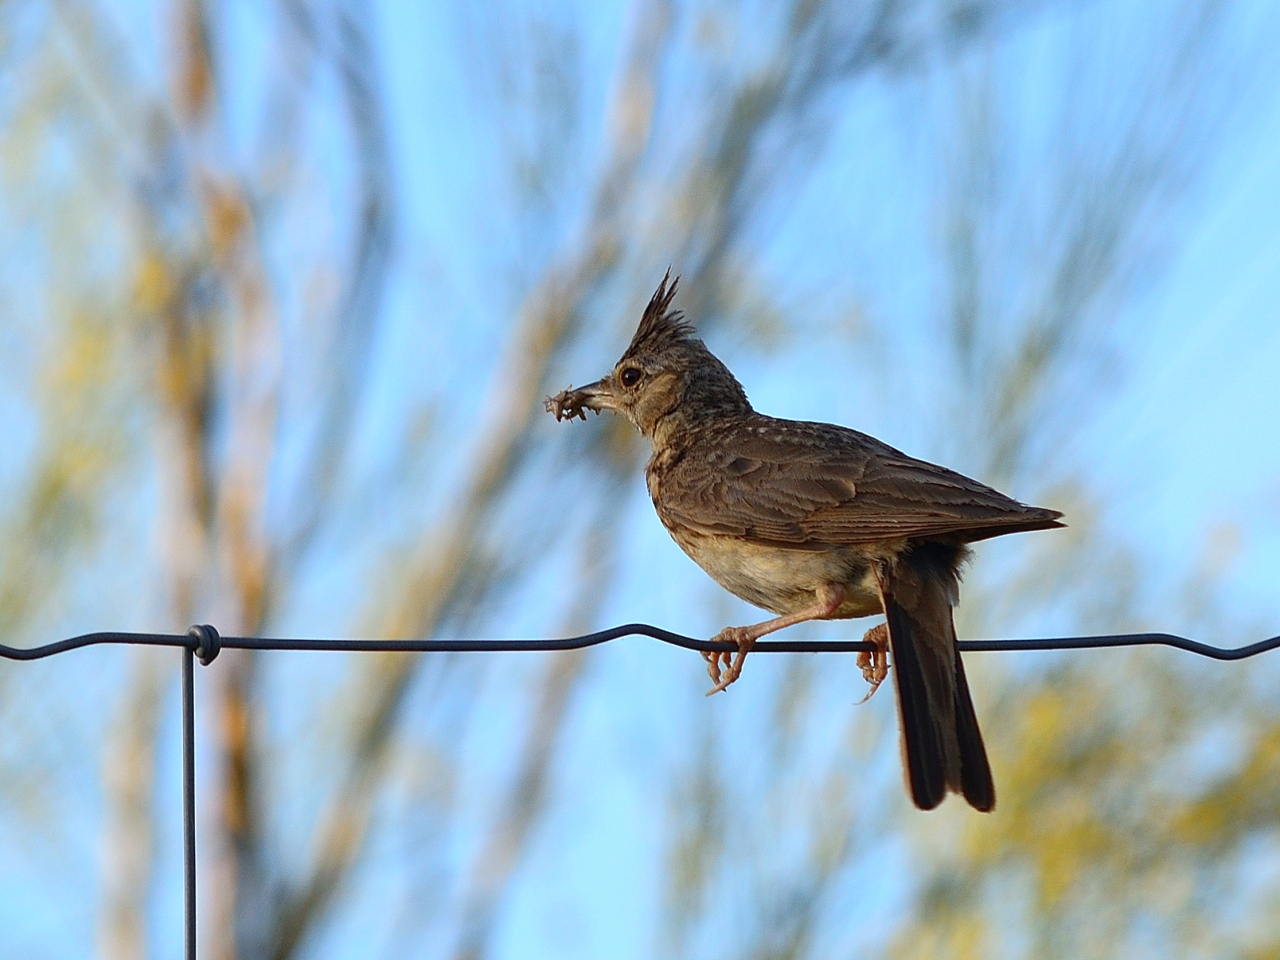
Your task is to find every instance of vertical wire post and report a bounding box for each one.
[182,645,197,960]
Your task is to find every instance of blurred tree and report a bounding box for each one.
[0,0,1275,959]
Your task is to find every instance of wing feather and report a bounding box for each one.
[656,418,1062,547]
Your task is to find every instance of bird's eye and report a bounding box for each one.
[620,367,643,387]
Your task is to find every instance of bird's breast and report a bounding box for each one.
[664,525,884,619]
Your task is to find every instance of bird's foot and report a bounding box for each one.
[704,626,755,696]
[855,622,889,704]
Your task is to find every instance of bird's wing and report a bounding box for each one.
[657,420,1063,547]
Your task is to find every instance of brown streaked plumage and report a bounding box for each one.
[545,271,1064,812]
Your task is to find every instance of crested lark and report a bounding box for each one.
[546,273,1063,811]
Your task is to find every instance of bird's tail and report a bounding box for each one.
[876,544,995,812]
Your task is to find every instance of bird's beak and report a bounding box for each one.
[544,377,620,421]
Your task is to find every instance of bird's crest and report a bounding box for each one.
[625,270,695,357]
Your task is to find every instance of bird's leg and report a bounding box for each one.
[856,622,889,703]
[705,585,846,696]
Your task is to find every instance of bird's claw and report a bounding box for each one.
[855,622,889,704]
[704,627,754,696]
[702,649,724,687]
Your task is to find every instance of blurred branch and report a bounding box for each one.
[674,0,1047,323]
[450,493,625,960]
[276,0,396,576]
[936,0,1259,485]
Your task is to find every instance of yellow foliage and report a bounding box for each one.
[132,253,176,314]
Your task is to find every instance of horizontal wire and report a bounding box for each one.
[0,624,1278,662]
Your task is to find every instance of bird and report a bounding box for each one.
[545,272,1063,811]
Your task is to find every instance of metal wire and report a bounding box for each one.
[2,623,1279,660]
[182,645,196,960]
[2,621,1277,960]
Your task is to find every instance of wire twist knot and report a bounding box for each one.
[187,624,222,666]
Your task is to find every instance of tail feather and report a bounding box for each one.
[883,594,948,810]
[876,546,995,812]
[953,642,996,811]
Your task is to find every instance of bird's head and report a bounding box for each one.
[545,272,751,444]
